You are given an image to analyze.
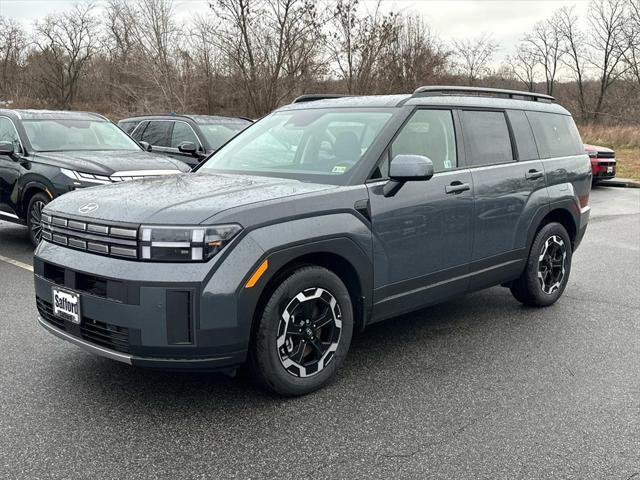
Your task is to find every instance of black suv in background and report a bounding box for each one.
[119,114,253,167]
[35,87,591,395]
[0,109,189,245]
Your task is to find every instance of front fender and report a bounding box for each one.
[200,213,373,355]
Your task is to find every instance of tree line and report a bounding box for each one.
[0,0,639,124]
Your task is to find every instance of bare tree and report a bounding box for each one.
[213,0,324,116]
[622,0,640,85]
[189,16,224,112]
[32,2,100,108]
[0,17,27,99]
[327,0,399,94]
[378,14,449,93]
[507,43,538,92]
[133,0,186,110]
[452,33,498,86]
[523,17,562,95]
[588,0,632,120]
[556,6,590,120]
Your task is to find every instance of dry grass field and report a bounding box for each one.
[579,124,640,179]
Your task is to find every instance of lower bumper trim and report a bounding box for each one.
[38,316,240,368]
[39,315,133,364]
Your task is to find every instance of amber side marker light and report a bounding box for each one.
[245,259,269,288]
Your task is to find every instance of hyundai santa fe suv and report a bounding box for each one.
[34,87,592,395]
[0,109,189,246]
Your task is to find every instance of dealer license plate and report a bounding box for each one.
[52,288,81,324]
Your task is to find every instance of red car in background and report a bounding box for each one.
[584,144,616,183]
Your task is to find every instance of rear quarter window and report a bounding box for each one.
[507,110,539,161]
[526,111,583,158]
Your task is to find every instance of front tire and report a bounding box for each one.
[250,266,354,396]
[510,222,572,307]
[27,192,50,247]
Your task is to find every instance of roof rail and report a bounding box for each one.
[292,94,352,104]
[412,86,555,103]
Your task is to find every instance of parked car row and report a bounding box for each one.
[0,109,251,245]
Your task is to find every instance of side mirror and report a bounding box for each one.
[178,141,198,156]
[0,141,15,156]
[139,141,152,152]
[384,154,434,197]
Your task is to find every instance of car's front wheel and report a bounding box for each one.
[250,266,353,396]
[27,192,50,247]
[510,222,572,307]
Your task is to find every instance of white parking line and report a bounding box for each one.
[0,254,33,272]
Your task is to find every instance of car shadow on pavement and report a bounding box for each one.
[44,286,542,413]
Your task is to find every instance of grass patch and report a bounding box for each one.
[578,124,640,180]
[615,149,640,180]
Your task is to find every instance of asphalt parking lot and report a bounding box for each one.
[0,186,638,480]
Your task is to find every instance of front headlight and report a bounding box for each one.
[61,168,112,184]
[139,224,242,262]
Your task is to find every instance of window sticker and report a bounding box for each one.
[332,165,347,174]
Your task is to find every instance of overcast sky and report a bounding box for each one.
[0,0,591,65]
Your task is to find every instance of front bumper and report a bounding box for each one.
[33,239,264,370]
[37,316,239,369]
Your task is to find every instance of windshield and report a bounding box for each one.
[23,119,141,152]
[199,122,250,150]
[198,109,393,182]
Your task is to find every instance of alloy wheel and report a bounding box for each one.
[537,235,566,295]
[277,287,342,378]
[29,200,46,244]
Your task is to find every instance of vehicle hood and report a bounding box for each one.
[45,173,337,224]
[32,150,189,174]
[583,144,614,154]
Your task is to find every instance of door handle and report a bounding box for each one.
[445,181,470,194]
[525,169,544,180]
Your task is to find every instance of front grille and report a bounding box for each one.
[41,214,139,260]
[37,297,65,330]
[37,298,131,354]
[80,319,130,353]
[596,151,615,159]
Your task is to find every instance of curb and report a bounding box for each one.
[597,178,640,189]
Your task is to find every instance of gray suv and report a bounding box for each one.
[33,87,592,395]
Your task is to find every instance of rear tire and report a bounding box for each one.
[510,222,572,307]
[27,192,50,248]
[250,266,353,396]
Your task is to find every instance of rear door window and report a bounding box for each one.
[526,111,583,158]
[140,121,173,147]
[461,110,514,166]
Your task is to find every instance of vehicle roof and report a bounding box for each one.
[0,109,108,121]
[277,93,571,115]
[119,114,253,125]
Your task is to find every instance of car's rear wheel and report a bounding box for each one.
[510,222,572,307]
[27,192,50,247]
[250,266,353,396]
